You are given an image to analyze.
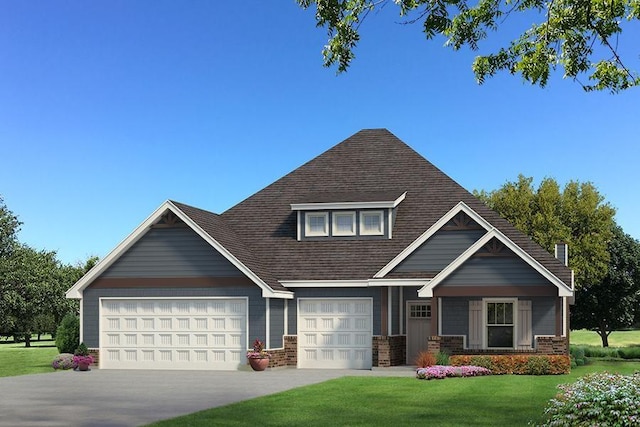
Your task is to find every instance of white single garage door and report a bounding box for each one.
[297,298,372,369]
[100,298,247,370]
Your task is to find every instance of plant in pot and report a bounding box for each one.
[73,342,94,371]
[246,338,270,371]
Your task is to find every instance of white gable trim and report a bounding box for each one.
[417,228,574,298]
[374,201,492,278]
[65,201,292,300]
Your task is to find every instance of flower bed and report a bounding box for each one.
[449,355,571,375]
[416,365,491,380]
[539,372,640,426]
[52,353,75,370]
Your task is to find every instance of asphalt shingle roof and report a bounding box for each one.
[174,129,572,291]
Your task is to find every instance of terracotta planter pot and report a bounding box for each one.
[77,362,91,371]
[248,357,269,371]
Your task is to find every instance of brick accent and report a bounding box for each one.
[427,335,568,356]
[372,335,406,367]
[536,336,568,355]
[266,336,298,368]
[88,349,99,366]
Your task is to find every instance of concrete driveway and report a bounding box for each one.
[0,367,414,427]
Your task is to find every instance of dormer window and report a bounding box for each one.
[306,212,329,236]
[292,191,406,241]
[333,211,356,236]
[360,211,383,236]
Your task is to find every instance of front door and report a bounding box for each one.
[406,300,431,365]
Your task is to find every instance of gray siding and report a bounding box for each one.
[441,297,470,336]
[101,228,244,278]
[440,256,551,286]
[440,296,558,343]
[531,297,556,336]
[82,286,264,348]
[287,288,382,336]
[269,298,285,348]
[394,230,485,273]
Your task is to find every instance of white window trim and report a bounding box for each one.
[483,298,518,350]
[360,210,384,236]
[332,211,356,236]
[306,212,329,237]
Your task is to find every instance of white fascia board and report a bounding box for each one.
[280,280,369,288]
[290,192,406,211]
[65,201,177,299]
[375,201,493,278]
[66,200,293,300]
[279,278,430,288]
[417,228,574,298]
[367,279,431,287]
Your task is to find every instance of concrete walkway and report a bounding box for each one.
[0,366,415,427]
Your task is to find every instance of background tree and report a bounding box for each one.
[0,244,60,347]
[571,225,640,346]
[475,175,616,290]
[297,0,640,92]
[0,197,97,346]
[0,196,21,258]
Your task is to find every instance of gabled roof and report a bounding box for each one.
[66,201,293,299]
[415,227,574,298]
[218,129,572,288]
[69,129,572,298]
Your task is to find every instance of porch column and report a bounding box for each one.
[430,295,438,337]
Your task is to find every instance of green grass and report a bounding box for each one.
[0,335,59,377]
[147,361,640,427]
[570,329,640,347]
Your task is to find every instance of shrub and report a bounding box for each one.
[582,345,620,358]
[74,342,89,356]
[55,314,79,354]
[51,353,75,370]
[415,351,437,367]
[526,356,551,375]
[416,365,491,380]
[435,350,450,366]
[539,373,640,426]
[618,347,640,360]
[450,354,571,375]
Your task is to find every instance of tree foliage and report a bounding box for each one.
[297,0,640,92]
[0,196,21,258]
[475,175,616,289]
[0,197,95,346]
[571,225,640,346]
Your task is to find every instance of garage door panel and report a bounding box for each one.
[298,298,372,369]
[100,298,247,370]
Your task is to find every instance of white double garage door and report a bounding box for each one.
[99,297,372,370]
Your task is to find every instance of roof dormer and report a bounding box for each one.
[291,191,406,241]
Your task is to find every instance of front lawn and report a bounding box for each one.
[0,336,59,377]
[147,361,640,427]
[571,329,640,347]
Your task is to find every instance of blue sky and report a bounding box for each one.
[1,1,638,266]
